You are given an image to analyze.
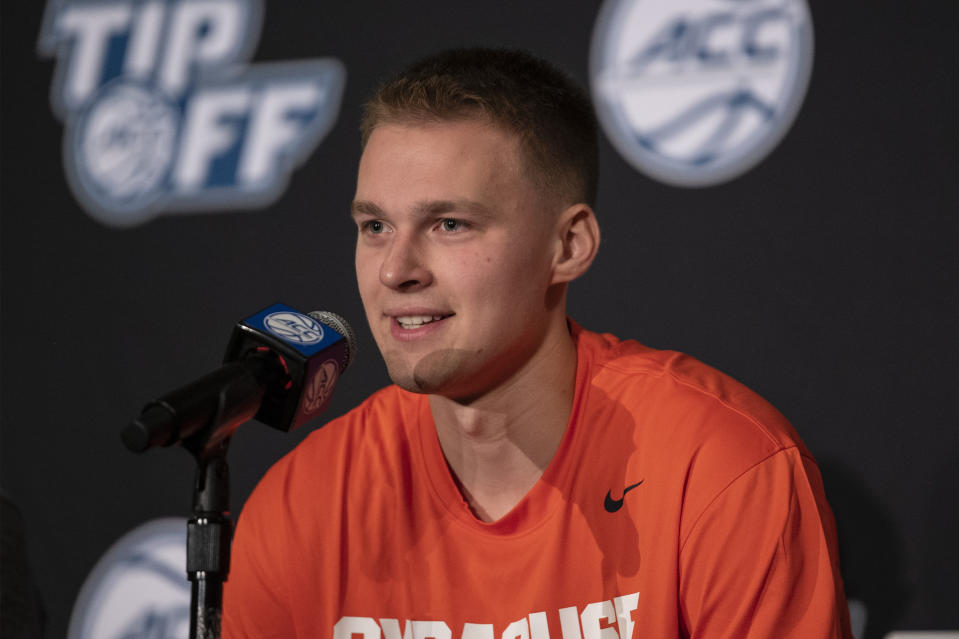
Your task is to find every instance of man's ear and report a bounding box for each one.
[551,203,600,285]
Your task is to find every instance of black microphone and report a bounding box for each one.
[121,303,356,454]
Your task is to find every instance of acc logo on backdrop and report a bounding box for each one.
[37,0,345,227]
[68,518,189,639]
[590,0,813,187]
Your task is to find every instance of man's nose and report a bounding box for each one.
[379,233,432,290]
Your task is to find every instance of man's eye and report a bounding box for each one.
[364,220,385,234]
[441,218,466,232]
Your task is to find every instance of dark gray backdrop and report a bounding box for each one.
[2,1,957,638]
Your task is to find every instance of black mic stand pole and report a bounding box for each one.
[185,440,232,639]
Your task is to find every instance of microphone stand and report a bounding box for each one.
[124,351,279,639]
[180,357,273,638]
[122,305,357,637]
[179,366,267,639]
[184,439,232,639]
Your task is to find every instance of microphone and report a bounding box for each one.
[121,303,356,454]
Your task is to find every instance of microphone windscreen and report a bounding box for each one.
[309,311,357,372]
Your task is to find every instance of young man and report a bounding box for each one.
[223,48,852,638]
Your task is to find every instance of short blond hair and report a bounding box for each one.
[361,48,599,207]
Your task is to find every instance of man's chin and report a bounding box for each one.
[383,348,473,396]
[385,364,434,395]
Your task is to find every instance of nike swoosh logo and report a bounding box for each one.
[604,480,645,513]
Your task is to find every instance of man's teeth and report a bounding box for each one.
[396,315,445,329]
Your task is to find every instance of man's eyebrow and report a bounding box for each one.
[350,201,382,218]
[414,199,493,217]
[351,199,494,219]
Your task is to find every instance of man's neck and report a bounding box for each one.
[428,318,578,522]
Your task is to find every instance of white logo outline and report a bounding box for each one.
[263,311,325,345]
[590,0,814,187]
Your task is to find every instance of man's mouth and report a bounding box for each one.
[395,314,450,329]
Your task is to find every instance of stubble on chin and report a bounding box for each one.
[381,347,474,396]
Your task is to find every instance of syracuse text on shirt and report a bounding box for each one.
[333,593,640,639]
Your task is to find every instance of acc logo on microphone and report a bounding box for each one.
[303,359,339,413]
[590,0,814,187]
[68,518,189,639]
[264,311,325,345]
[37,0,345,227]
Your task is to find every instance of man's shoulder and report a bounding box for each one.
[241,385,421,512]
[321,384,422,436]
[575,324,805,455]
[574,325,820,535]
[289,383,418,457]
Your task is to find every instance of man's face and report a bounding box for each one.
[352,119,564,400]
